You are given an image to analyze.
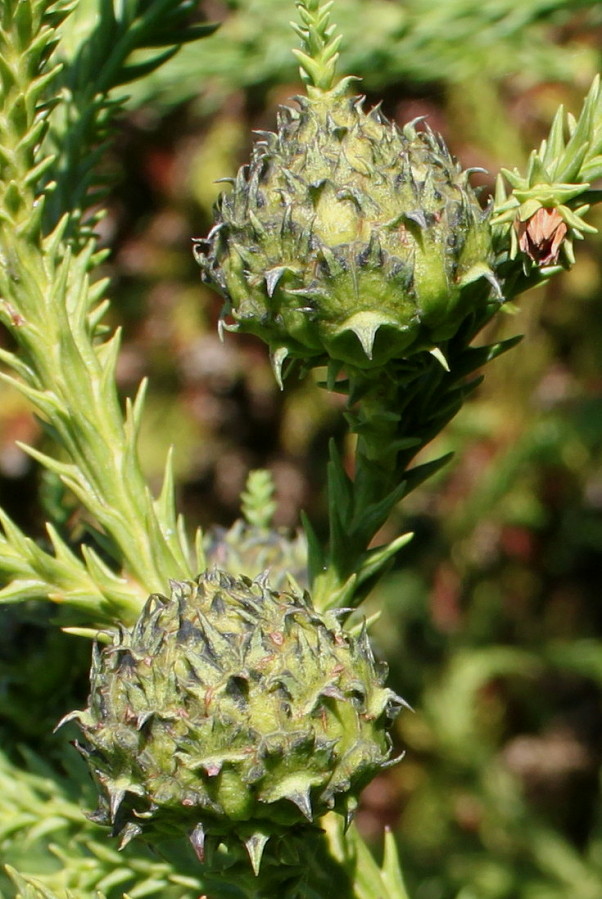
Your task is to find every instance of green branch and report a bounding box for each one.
[0,0,218,625]
[290,0,344,93]
[42,0,217,240]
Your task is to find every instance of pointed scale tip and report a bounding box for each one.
[287,789,313,821]
[189,822,206,862]
[484,268,504,300]
[403,115,428,140]
[53,708,80,732]
[382,749,407,769]
[109,787,125,821]
[271,345,289,389]
[344,805,356,833]
[118,821,143,850]
[265,266,286,298]
[404,209,429,230]
[244,831,270,876]
[429,347,450,371]
[136,710,154,730]
[339,311,395,361]
[352,324,377,360]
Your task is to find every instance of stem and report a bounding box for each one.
[311,298,519,612]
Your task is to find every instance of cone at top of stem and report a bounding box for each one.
[194,0,498,381]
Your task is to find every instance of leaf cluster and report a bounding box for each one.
[0,746,204,898]
[0,0,218,628]
[494,75,602,274]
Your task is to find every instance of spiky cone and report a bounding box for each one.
[203,519,309,590]
[62,570,403,885]
[194,81,496,380]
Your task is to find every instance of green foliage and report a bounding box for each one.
[240,468,277,529]
[319,817,411,899]
[124,0,602,111]
[41,0,217,241]
[0,746,205,897]
[1,0,602,898]
[0,0,221,627]
[291,0,343,92]
[493,75,602,269]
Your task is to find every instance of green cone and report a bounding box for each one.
[63,571,403,875]
[194,83,495,378]
[203,519,308,590]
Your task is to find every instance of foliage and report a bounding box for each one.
[0,745,205,898]
[1,0,602,897]
[123,0,602,110]
[0,0,219,629]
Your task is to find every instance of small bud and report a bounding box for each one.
[516,206,567,265]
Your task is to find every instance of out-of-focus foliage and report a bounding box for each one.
[2,0,602,897]
[122,0,602,111]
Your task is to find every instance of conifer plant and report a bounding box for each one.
[1,0,602,897]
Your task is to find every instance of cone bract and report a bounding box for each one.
[195,85,495,373]
[65,570,402,872]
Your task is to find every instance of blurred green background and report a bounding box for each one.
[2,1,602,896]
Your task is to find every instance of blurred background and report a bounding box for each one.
[2,1,602,897]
